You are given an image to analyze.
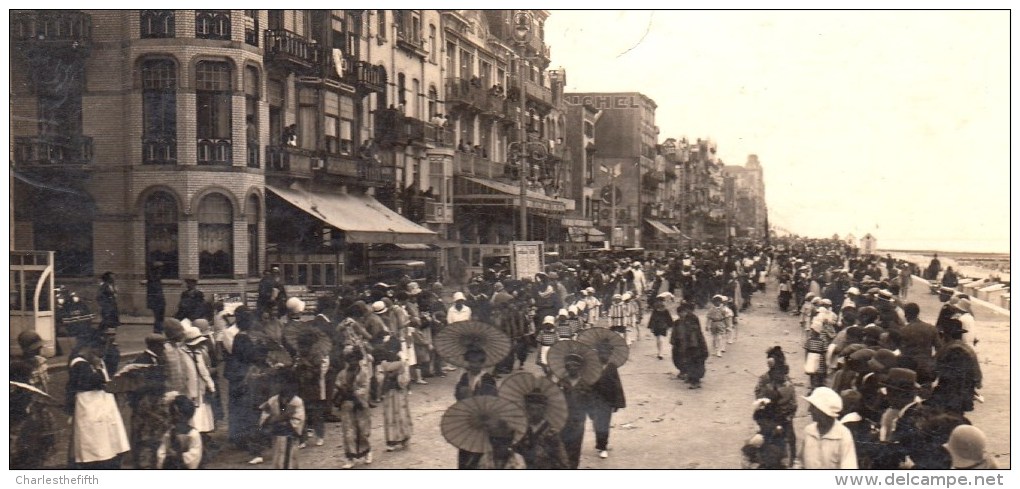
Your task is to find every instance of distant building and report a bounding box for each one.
[563,92,658,247]
[723,155,768,239]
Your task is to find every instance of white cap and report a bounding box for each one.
[453,291,466,302]
[568,305,579,314]
[543,315,556,325]
[802,387,842,418]
[286,297,306,313]
[558,308,569,317]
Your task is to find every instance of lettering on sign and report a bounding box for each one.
[564,94,640,109]
[510,241,545,281]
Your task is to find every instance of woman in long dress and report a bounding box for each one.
[66,339,130,469]
[335,347,373,468]
[379,338,413,452]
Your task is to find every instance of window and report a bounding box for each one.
[244,66,260,167]
[397,73,407,107]
[460,49,473,80]
[412,79,421,119]
[198,193,233,278]
[446,42,456,75]
[196,61,232,164]
[429,25,437,63]
[376,10,386,41]
[29,191,94,277]
[247,195,260,277]
[480,60,492,89]
[298,87,317,149]
[244,10,258,46]
[140,10,175,38]
[144,191,179,278]
[267,79,284,145]
[141,59,177,164]
[427,86,438,119]
[324,92,354,155]
[196,10,231,40]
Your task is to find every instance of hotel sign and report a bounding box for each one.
[564,94,640,109]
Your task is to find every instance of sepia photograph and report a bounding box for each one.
[5,5,1012,481]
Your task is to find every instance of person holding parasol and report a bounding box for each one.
[441,395,527,469]
[499,372,569,469]
[547,340,601,469]
[434,320,512,468]
[577,328,629,459]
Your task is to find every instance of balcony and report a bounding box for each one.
[425,198,454,224]
[246,140,260,168]
[454,151,510,180]
[358,160,396,188]
[395,30,427,57]
[374,109,428,147]
[424,124,454,148]
[10,10,92,53]
[264,29,322,73]
[14,135,93,168]
[509,78,553,109]
[142,136,177,165]
[197,139,232,165]
[349,60,386,94]
[446,78,505,115]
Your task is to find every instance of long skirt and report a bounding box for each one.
[383,388,413,446]
[270,435,299,469]
[73,390,131,464]
[683,355,706,383]
[340,402,372,459]
[671,343,686,373]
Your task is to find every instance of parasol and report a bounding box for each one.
[282,320,333,360]
[441,395,527,453]
[576,327,630,367]
[10,381,54,401]
[498,372,568,431]
[106,363,163,394]
[547,340,602,385]
[433,320,511,369]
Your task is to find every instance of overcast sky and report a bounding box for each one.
[544,10,1010,253]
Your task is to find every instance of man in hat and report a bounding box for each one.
[125,334,170,469]
[706,295,733,357]
[873,367,932,469]
[953,298,978,351]
[944,425,997,469]
[447,292,473,325]
[671,301,708,388]
[899,302,942,385]
[454,348,498,468]
[96,271,121,334]
[147,262,167,334]
[515,391,568,469]
[797,387,857,469]
[557,352,593,469]
[175,278,206,322]
[930,317,982,415]
[754,346,797,466]
[589,342,626,459]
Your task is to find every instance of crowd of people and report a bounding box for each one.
[8,238,998,470]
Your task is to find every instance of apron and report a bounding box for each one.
[71,359,130,463]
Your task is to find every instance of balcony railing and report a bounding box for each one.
[424,124,454,148]
[266,146,291,171]
[14,135,94,166]
[246,140,260,168]
[374,109,428,146]
[196,139,232,165]
[10,10,92,49]
[424,198,454,224]
[395,30,426,56]
[264,29,321,71]
[358,160,396,187]
[350,60,386,93]
[142,136,177,164]
[454,151,509,180]
[523,79,553,107]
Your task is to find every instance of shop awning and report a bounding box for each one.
[455,176,566,214]
[587,227,607,242]
[670,225,692,240]
[268,184,437,244]
[645,218,679,237]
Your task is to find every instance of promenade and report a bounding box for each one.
[35,276,1011,469]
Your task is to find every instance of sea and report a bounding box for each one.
[879,248,1011,283]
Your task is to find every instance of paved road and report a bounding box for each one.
[37,278,1011,469]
